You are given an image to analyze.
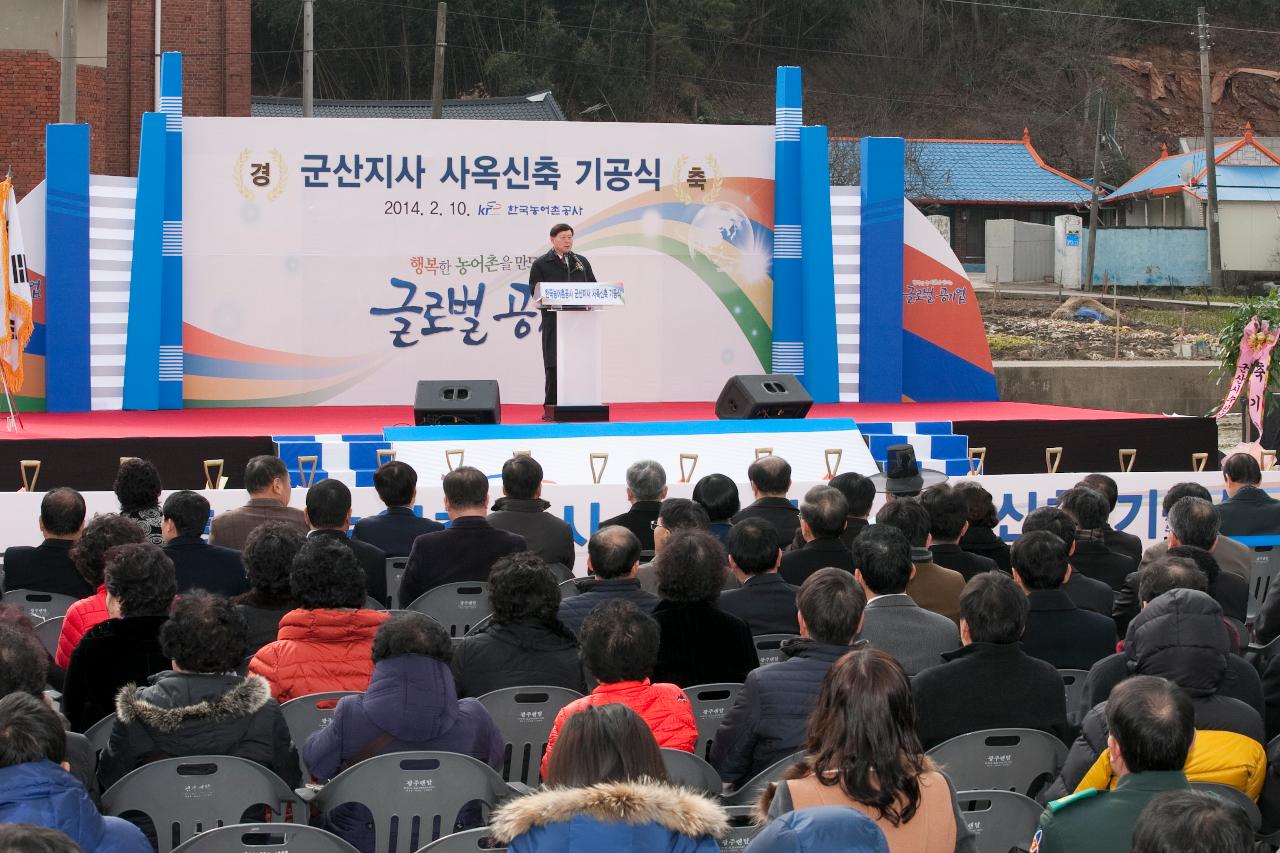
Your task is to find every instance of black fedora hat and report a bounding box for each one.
[869,443,948,495]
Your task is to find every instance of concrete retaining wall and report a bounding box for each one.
[995,360,1227,415]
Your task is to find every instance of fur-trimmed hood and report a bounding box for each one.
[116,672,272,732]
[489,779,729,844]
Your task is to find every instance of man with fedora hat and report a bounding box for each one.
[870,444,948,501]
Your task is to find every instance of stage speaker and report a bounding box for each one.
[715,374,812,420]
[413,380,501,425]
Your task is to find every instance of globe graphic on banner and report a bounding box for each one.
[687,201,754,277]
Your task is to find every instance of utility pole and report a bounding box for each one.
[431,2,447,119]
[302,0,314,117]
[59,0,77,123]
[1083,89,1104,293]
[1199,6,1223,290]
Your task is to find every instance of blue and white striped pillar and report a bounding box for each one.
[159,51,184,408]
[122,112,166,410]
[770,66,803,375]
[799,124,839,402]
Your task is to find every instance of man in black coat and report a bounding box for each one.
[1012,530,1116,670]
[1058,486,1137,591]
[731,455,800,546]
[598,460,667,552]
[911,570,1071,750]
[400,466,527,607]
[778,486,854,587]
[160,490,247,598]
[720,519,799,635]
[529,222,596,408]
[1023,507,1115,616]
[558,526,658,635]
[920,483,998,581]
[304,479,389,607]
[1079,473,1144,566]
[1219,451,1280,537]
[352,461,444,557]
[488,455,574,570]
[711,568,866,786]
[2,487,91,599]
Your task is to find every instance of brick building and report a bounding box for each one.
[1,0,249,199]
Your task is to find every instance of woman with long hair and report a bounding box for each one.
[758,648,976,852]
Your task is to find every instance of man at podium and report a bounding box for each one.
[530,223,596,411]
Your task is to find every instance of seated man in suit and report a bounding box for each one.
[779,486,853,586]
[1058,486,1136,591]
[1218,451,1280,538]
[399,466,526,606]
[488,455,574,571]
[161,490,247,597]
[598,460,667,552]
[854,524,960,676]
[305,479,389,607]
[2,487,90,598]
[732,455,800,545]
[558,526,657,635]
[876,498,965,622]
[351,460,444,557]
[1023,506,1115,616]
[720,518,799,635]
[784,472,874,552]
[209,455,308,550]
[1139,483,1252,581]
[1079,473,1143,567]
[920,483,998,581]
[1012,529,1116,670]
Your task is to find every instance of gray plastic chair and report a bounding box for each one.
[685,682,742,762]
[415,827,505,852]
[35,615,65,656]
[463,614,493,637]
[718,820,764,853]
[406,583,493,638]
[956,790,1046,853]
[310,751,522,853]
[660,748,722,795]
[752,634,798,667]
[557,578,584,600]
[280,691,358,781]
[365,596,388,611]
[1057,669,1088,726]
[101,755,299,853]
[172,823,359,852]
[2,588,78,623]
[387,557,409,609]
[85,712,116,755]
[927,728,1067,799]
[545,563,573,583]
[1243,538,1280,621]
[1191,781,1262,832]
[476,685,583,786]
[722,750,804,806]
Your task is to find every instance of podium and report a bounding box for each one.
[539,282,624,423]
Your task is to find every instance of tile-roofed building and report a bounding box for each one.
[251,90,566,121]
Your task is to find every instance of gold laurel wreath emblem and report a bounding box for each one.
[233,149,253,201]
[672,154,723,205]
[267,149,287,201]
[673,155,692,204]
[704,154,723,204]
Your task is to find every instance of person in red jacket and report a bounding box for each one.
[55,514,146,668]
[250,537,389,702]
[540,599,696,778]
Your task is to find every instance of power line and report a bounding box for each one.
[939,0,1280,37]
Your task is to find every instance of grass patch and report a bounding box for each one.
[1124,307,1233,335]
[987,333,1038,354]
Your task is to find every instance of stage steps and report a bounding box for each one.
[856,421,972,477]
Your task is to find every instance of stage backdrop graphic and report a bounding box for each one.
[182,118,776,406]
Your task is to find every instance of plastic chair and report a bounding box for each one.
[365,596,388,611]
[101,755,299,853]
[557,578,584,601]
[463,615,493,637]
[406,583,493,638]
[279,691,358,781]
[721,750,805,806]
[85,712,117,755]
[545,563,573,583]
[1236,536,1280,621]
[1191,781,1262,832]
[387,557,409,609]
[1057,669,1088,726]
[752,634,798,667]
[660,748,722,795]
[685,683,742,762]
[956,790,1046,853]
[2,588,78,623]
[35,615,65,656]
[718,820,764,853]
[476,686,583,786]
[309,751,523,853]
[414,827,505,852]
[926,728,1067,799]
[172,823,359,852]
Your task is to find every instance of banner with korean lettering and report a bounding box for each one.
[181,118,776,406]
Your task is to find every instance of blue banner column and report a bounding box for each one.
[858,137,905,402]
[799,124,838,402]
[159,51,184,408]
[44,124,91,413]
[123,112,167,410]
[770,66,803,375]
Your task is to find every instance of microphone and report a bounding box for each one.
[564,252,573,281]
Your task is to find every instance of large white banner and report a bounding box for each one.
[181,118,776,407]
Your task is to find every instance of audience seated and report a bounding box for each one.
[854,525,960,675]
[63,544,176,732]
[712,568,866,786]
[0,693,149,853]
[719,519,800,635]
[488,455,575,570]
[1078,473,1144,566]
[876,498,965,622]
[1023,506,1115,615]
[496,704,724,853]
[398,466,526,606]
[758,648,977,852]
[1218,451,1280,537]
[652,530,759,686]
[249,537,389,702]
[1129,789,1255,853]
[953,481,1011,572]
[305,478,389,607]
[452,553,587,697]
[557,526,657,635]
[305,613,504,852]
[1166,545,1248,637]
[55,515,146,669]
[232,522,305,656]
[912,571,1070,749]
[692,472,741,546]
[1013,530,1117,669]
[778,486,854,585]
[598,460,667,552]
[819,471,876,549]
[744,806,888,853]
[920,484,998,580]
[114,458,164,546]
[540,600,698,776]
[2,487,89,598]
[350,460,443,557]
[160,490,246,597]
[98,592,299,790]
[0,824,86,853]
[732,456,800,545]
[638,498,729,594]
[1058,486,1137,591]
[1139,483,1252,580]
[208,455,307,550]
[1036,676,1194,853]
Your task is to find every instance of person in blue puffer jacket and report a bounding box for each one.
[0,693,149,853]
[745,806,889,853]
